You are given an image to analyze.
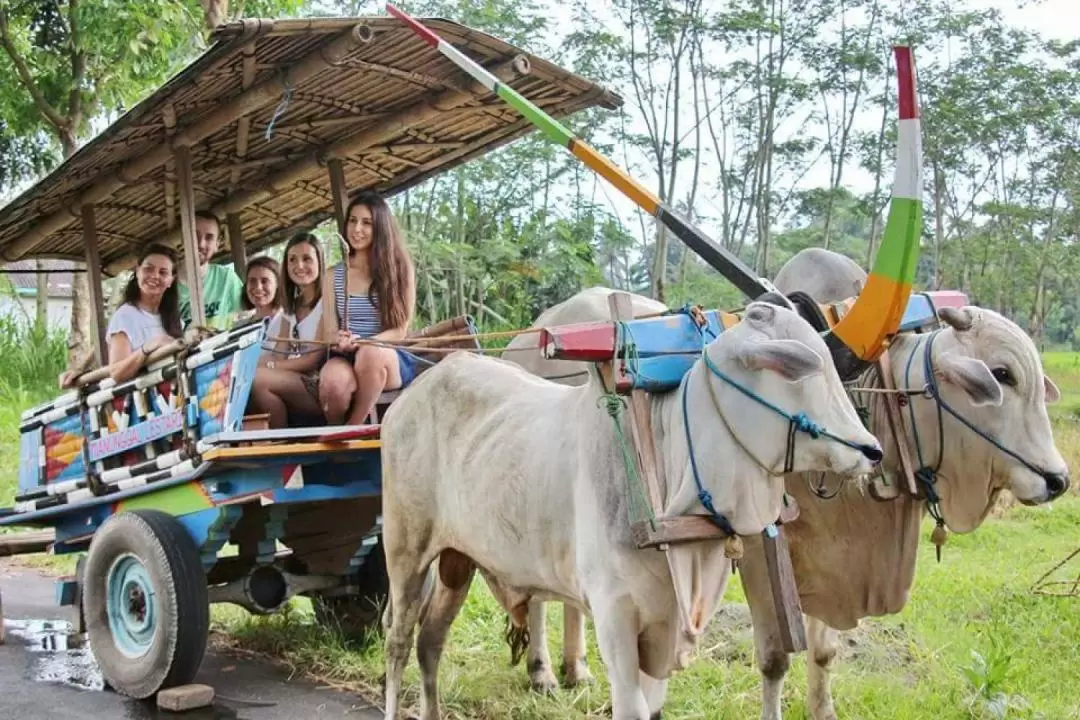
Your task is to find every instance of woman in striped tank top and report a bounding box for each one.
[318,190,420,425]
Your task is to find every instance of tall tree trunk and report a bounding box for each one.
[931,160,945,290]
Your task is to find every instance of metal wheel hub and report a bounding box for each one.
[106,554,157,657]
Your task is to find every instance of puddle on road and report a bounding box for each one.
[4,618,104,691]
[2,618,249,719]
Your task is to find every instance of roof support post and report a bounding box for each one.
[227,213,246,278]
[81,203,108,366]
[176,145,206,328]
[327,157,349,236]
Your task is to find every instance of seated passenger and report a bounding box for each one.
[240,255,284,324]
[178,210,245,330]
[319,190,420,426]
[59,243,183,387]
[248,232,329,428]
[235,256,285,360]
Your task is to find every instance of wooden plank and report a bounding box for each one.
[200,439,380,462]
[607,292,665,515]
[175,145,206,328]
[762,526,807,653]
[877,349,919,495]
[202,423,379,446]
[81,203,107,366]
[0,529,55,557]
[631,516,727,549]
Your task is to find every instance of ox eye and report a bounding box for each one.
[992,367,1016,387]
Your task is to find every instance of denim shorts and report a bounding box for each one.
[394,349,420,388]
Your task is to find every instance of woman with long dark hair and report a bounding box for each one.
[100,243,183,384]
[248,232,330,428]
[319,190,418,425]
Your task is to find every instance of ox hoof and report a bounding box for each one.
[562,660,595,687]
[650,712,663,720]
[528,662,560,695]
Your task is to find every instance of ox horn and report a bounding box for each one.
[938,306,973,332]
[823,46,923,380]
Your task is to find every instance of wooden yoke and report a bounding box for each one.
[604,291,806,654]
[605,292,731,551]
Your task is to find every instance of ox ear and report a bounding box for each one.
[1044,375,1061,404]
[739,338,824,383]
[935,353,1003,407]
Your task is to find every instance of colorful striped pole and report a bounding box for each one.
[385,3,768,299]
[826,46,922,372]
[386,5,922,370]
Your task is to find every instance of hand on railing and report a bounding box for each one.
[334,329,359,354]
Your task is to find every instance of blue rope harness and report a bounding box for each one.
[903,328,1059,539]
[680,322,879,537]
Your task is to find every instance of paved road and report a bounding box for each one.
[1,559,383,719]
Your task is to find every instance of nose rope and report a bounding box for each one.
[902,329,1062,560]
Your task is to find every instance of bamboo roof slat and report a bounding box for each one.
[0,15,621,275]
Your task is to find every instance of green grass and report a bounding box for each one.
[209,495,1080,720]
[2,348,1079,718]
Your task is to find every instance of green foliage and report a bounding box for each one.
[0,312,67,397]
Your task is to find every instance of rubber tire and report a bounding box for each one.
[311,537,389,644]
[82,509,209,699]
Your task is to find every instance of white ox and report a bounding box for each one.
[496,261,1071,720]
[498,286,668,692]
[379,300,883,720]
[739,248,1071,720]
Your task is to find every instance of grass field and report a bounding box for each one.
[2,347,1079,719]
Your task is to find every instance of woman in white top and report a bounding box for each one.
[59,243,183,387]
[249,232,329,428]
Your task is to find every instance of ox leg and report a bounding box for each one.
[593,597,650,719]
[637,622,673,719]
[738,540,791,720]
[416,556,476,720]
[526,599,559,693]
[639,672,669,719]
[384,558,438,720]
[806,616,840,720]
[562,603,594,687]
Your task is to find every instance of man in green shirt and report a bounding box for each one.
[178,210,244,330]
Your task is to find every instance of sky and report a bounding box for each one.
[566,0,1078,242]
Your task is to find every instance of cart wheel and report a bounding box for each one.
[82,509,209,699]
[312,538,389,644]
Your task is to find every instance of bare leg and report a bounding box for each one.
[526,600,559,693]
[416,565,476,720]
[562,604,593,687]
[250,367,323,428]
[319,357,356,425]
[806,616,840,720]
[347,345,402,426]
[592,595,650,720]
[738,537,791,720]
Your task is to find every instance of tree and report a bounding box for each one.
[0,0,301,366]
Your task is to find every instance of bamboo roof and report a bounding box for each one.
[0,15,621,275]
